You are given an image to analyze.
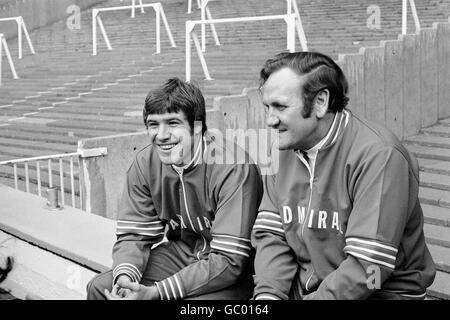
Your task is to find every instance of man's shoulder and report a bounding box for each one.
[348,114,416,167]
[132,144,161,168]
[349,114,405,150]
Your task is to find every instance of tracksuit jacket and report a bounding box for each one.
[112,134,263,299]
[252,110,436,300]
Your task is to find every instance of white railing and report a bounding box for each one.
[185,14,296,81]
[0,33,19,86]
[120,0,146,18]
[199,0,219,52]
[187,0,201,14]
[288,0,308,51]
[0,16,35,59]
[92,2,176,56]
[0,148,106,210]
[197,0,307,53]
[402,0,421,34]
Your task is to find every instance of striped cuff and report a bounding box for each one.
[344,237,398,269]
[210,234,252,258]
[113,263,142,284]
[116,219,165,238]
[155,274,185,300]
[252,211,285,236]
[384,290,426,299]
[254,293,282,300]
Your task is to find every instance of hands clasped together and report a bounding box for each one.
[104,275,160,300]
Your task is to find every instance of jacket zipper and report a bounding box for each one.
[299,154,314,239]
[177,170,207,260]
[297,114,343,292]
[298,152,316,291]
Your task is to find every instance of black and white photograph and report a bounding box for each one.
[0,0,449,311]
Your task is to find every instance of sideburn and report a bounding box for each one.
[301,99,314,118]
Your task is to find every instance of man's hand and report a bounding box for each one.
[103,274,132,299]
[104,277,160,300]
[113,275,132,298]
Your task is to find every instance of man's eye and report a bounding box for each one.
[148,123,158,128]
[169,121,180,126]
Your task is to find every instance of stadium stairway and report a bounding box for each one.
[1,0,449,161]
[404,118,450,300]
[0,0,449,299]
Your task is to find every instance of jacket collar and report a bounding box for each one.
[172,135,206,174]
[318,109,350,151]
[294,110,350,162]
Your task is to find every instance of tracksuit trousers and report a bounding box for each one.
[86,239,255,300]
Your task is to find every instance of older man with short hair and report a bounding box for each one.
[251,51,436,300]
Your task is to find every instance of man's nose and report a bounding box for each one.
[266,108,280,128]
[157,124,170,140]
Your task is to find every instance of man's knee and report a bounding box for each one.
[86,270,113,300]
[188,273,254,300]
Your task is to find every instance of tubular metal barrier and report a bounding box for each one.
[185,14,297,81]
[0,16,35,59]
[0,33,19,86]
[92,2,176,56]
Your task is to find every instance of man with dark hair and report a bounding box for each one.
[251,51,436,300]
[87,78,262,300]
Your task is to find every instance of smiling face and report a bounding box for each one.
[262,67,326,151]
[146,111,200,166]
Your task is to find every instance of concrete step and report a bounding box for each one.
[0,128,78,145]
[405,135,450,149]
[0,123,128,142]
[0,186,115,299]
[0,163,82,199]
[25,105,142,118]
[0,137,74,155]
[428,244,450,274]
[0,230,92,300]
[0,177,82,211]
[28,112,142,125]
[421,125,450,138]
[0,144,73,161]
[427,271,450,300]
[420,187,450,209]
[423,204,450,227]
[47,119,140,133]
[418,158,450,176]
[424,224,450,248]
[420,172,450,191]
[405,144,450,162]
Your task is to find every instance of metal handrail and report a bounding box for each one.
[402,0,421,34]
[0,33,19,86]
[185,14,296,81]
[200,0,219,52]
[289,0,308,50]
[187,0,201,14]
[119,0,146,18]
[0,152,82,208]
[0,148,107,210]
[92,2,176,56]
[0,16,35,59]
[198,0,307,53]
[0,152,81,165]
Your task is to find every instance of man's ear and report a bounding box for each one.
[314,89,330,119]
